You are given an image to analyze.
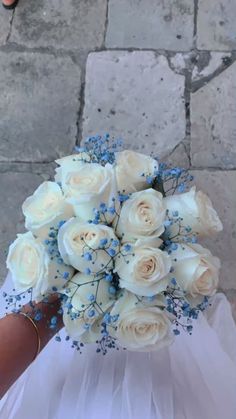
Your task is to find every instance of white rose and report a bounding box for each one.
[170,243,220,297]
[58,218,119,273]
[6,232,74,299]
[115,189,165,242]
[62,272,115,340]
[115,242,171,296]
[22,181,73,238]
[110,291,174,351]
[55,157,117,223]
[163,186,223,238]
[115,150,158,193]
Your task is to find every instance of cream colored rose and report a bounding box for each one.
[115,189,165,242]
[63,272,115,340]
[170,243,220,297]
[58,218,119,273]
[22,181,73,238]
[110,291,174,351]
[115,150,158,193]
[115,242,171,296]
[55,157,117,222]
[54,153,91,186]
[163,186,223,239]
[6,232,74,299]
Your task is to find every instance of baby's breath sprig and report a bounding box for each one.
[163,283,210,336]
[152,164,194,197]
[163,213,198,244]
[74,134,123,166]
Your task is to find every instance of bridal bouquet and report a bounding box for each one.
[5,135,223,353]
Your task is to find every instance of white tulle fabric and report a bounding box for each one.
[1,273,236,419]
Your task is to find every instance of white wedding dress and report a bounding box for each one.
[1,273,236,419]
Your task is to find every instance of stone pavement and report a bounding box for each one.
[0,0,235,315]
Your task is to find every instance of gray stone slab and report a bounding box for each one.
[191,62,236,168]
[106,0,194,50]
[0,51,81,162]
[0,8,13,46]
[0,171,47,286]
[192,170,236,291]
[10,0,107,50]
[82,51,186,159]
[197,0,236,50]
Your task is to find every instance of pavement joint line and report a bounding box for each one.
[75,69,86,147]
[0,159,55,164]
[102,0,110,49]
[190,167,236,171]
[0,42,85,62]
[193,0,199,49]
[1,42,236,56]
[183,66,194,165]
[5,8,15,44]
[0,161,236,173]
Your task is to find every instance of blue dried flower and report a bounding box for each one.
[105,273,113,282]
[109,286,116,295]
[88,309,96,318]
[87,294,95,302]
[111,239,119,247]
[84,252,92,261]
[108,248,116,257]
[124,244,132,252]
[171,243,178,251]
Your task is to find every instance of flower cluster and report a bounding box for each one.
[5,135,223,354]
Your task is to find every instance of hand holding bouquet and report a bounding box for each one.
[5,135,223,354]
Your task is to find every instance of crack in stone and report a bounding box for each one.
[165,141,182,157]
[182,140,191,167]
[102,0,110,48]
[75,67,86,146]
[184,72,191,137]
[164,141,190,167]
[5,8,15,43]
[191,53,236,92]
[182,60,195,167]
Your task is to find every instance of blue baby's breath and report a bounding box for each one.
[83,252,93,261]
[124,244,132,252]
[107,248,116,257]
